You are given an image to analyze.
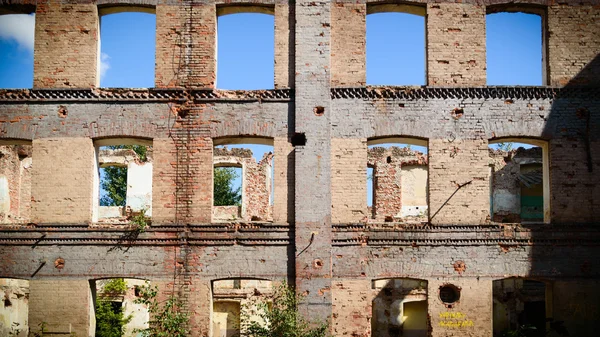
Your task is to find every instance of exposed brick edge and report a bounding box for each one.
[331,86,600,100]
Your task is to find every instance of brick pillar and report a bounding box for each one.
[428,139,489,225]
[331,138,367,223]
[547,5,600,86]
[29,280,93,337]
[426,4,486,87]
[294,0,332,323]
[275,3,294,89]
[152,110,213,224]
[331,2,366,87]
[273,137,294,223]
[155,3,216,88]
[33,1,98,88]
[31,138,95,224]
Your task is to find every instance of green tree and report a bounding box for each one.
[95,279,132,337]
[134,283,189,337]
[100,145,148,206]
[244,282,330,337]
[213,167,241,206]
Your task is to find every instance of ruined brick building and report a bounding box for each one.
[0,0,599,336]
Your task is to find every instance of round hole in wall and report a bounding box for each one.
[386,156,392,163]
[439,284,460,304]
[314,106,325,116]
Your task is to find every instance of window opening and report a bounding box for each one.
[95,141,152,222]
[493,278,548,337]
[99,10,156,88]
[0,142,32,224]
[372,278,428,337]
[367,141,428,223]
[212,279,273,337]
[366,10,426,86]
[0,13,34,88]
[489,140,548,223]
[93,278,149,337]
[217,12,274,89]
[213,143,274,222]
[0,278,29,335]
[486,11,544,85]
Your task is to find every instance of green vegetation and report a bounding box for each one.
[95,279,132,337]
[134,282,189,337]
[131,208,149,232]
[244,282,330,337]
[213,167,242,206]
[100,145,148,207]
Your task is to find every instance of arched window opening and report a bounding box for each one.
[367,139,428,223]
[486,10,545,85]
[99,8,156,88]
[366,5,426,86]
[212,279,273,337]
[0,13,34,88]
[0,141,32,224]
[92,278,149,336]
[94,139,153,223]
[372,278,428,337]
[213,141,274,222]
[488,139,549,223]
[0,278,29,336]
[217,9,274,90]
[493,278,550,337]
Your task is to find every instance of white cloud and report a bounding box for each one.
[0,14,35,52]
[100,53,110,78]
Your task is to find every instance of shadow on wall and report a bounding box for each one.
[371,278,428,337]
[524,53,600,336]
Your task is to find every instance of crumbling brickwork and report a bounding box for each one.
[0,1,599,337]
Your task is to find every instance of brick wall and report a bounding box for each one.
[427,4,486,86]
[155,4,216,88]
[33,2,98,88]
[331,138,367,223]
[548,5,600,86]
[31,138,95,224]
[331,2,366,87]
[429,139,490,225]
[29,280,92,337]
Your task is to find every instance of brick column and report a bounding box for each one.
[152,120,213,225]
[426,4,486,86]
[294,0,333,323]
[31,138,95,224]
[428,139,489,225]
[331,2,366,87]
[273,137,294,223]
[331,138,367,223]
[155,3,216,88]
[275,3,294,89]
[33,1,98,88]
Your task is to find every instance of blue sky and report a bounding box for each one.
[0,10,542,205]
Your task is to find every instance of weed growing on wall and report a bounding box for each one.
[134,282,189,337]
[243,282,330,337]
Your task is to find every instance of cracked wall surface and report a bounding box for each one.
[0,1,599,337]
